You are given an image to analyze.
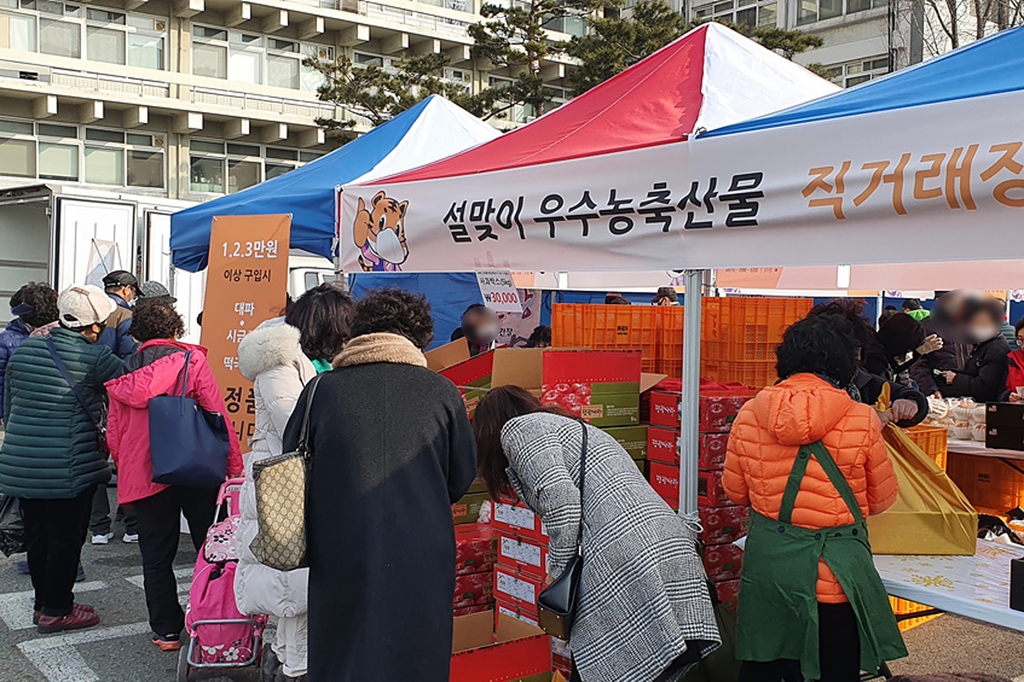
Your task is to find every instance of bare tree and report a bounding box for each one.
[920,0,1023,57]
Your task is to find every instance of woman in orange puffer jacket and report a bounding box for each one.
[725,314,906,682]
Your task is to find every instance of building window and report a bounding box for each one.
[692,0,777,27]
[795,0,886,24]
[193,25,331,91]
[823,54,890,87]
[189,140,321,194]
[0,1,165,68]
[0,119,165,187]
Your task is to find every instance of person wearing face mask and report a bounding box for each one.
[460,304,500,357]
[937,298,1010,403]
[0,285,124,633]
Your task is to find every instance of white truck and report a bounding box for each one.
[0,184,334,343]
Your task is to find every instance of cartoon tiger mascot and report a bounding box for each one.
[353,191,409,272]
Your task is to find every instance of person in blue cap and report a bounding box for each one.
[0,283,60,424]
[99,271,141,361]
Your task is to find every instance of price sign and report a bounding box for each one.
[476,269,522,314]
[202,214,291,452]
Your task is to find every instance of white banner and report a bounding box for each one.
[340,90,1024,273]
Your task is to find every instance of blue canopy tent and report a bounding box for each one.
[170,96,499,272]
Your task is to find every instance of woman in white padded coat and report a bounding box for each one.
[235,285,355,681]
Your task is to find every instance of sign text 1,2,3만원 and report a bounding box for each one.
[221,240,280,259]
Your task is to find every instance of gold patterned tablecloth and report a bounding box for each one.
[874,540,1024,632]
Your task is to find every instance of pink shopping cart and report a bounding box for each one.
[176,478,268,681]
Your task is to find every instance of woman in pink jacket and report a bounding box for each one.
[105,301,242,651]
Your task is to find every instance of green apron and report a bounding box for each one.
[736,440,908,680]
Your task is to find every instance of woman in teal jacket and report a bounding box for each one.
[0,285,123,634]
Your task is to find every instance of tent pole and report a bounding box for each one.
[680,269,706,517]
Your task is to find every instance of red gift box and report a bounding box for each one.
[714,578,740,611]
[698,469,732,508]
[450,610,551,682]
[496,532,549,581]
[493,565,544,617]
[453,603,492,618]
[703,543,743,581]
[699,505,749,546]
[646,427,730,470]
[647,461,679,504]
[495,598,540,628]
[454,570,494,609]
[645,388,756,432]
[490,500,549,544]
[455,524,497,576]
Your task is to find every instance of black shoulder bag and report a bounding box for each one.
[537,420,588,640]
[45,337,108,455]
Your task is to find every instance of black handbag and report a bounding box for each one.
[537,421,588,640]
[0,493,24,557]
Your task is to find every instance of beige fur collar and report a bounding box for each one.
[333,332,427,369]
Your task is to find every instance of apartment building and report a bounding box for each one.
[0,0,577,203]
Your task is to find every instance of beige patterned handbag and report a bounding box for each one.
[250,375,322,571]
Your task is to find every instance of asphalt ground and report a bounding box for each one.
[1,490,1022,681]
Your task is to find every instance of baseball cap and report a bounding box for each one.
[58,285,118,328]
[102,270,140,291]
[139,281,176,303]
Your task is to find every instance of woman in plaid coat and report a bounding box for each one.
[473,386,720,682]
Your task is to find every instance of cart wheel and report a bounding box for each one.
[176,644,190,682]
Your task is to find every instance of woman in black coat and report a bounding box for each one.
[282,289,477,682]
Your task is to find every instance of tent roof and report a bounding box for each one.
[702,25,1024,137]
[169,95,499,272]
[369,23,837,186]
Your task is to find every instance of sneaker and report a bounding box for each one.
[15,560,29,575]
[75,563,85,583]
[152,633,181,652]
[91,532,113,545]
[37,609,100,634]
[122,533,139,544]
[33,603,95,625]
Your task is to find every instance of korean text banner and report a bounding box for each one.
[341,90,1024,273]
[201,215,291,452]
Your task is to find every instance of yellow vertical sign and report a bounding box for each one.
[201,215,291,452]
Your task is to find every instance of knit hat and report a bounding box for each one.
[139,281,176,303]
[58,284,118,328]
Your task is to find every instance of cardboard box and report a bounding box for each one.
[453,492,490,525]
[454,570,494,609]
[986,402,1024,429]
[494,565,544,616]
[986,425,1024,451]
[603,425,648,460]
[496,599,540,628]
[491,500,549,544]
[646,427,730,469]
[714,578,740,612]
[426,337,470,371]
[648,461,680,503]
[491,348,644,427]
[699,505,749,546]
[454,602,492,618]
[467,477,489,495]
[496,532,549,581]
[645,389,756,432]
[450,610,552,682]
[703,543,743,581]
[698,469,732,508]
[456,524,497,576]
[551,638,572,678]
[635,458,649,478]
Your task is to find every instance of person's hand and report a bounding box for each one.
[891,399,919,421]
[876,409,893,427]
[917,334,944,355]
[932,391,945,399]
[940,370,957,384]
[1011,393,1024,403]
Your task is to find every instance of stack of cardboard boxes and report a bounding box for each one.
[454,522,497,617]
[642,382,756,610]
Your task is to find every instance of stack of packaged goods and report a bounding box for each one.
[454,522,498,617]
[642,381,756,610]
[490,498,571,679]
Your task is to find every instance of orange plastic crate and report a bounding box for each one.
[890,596,942,632]
[946,452,1024,512]
[552,304,659,372]
[903,425,948,470]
